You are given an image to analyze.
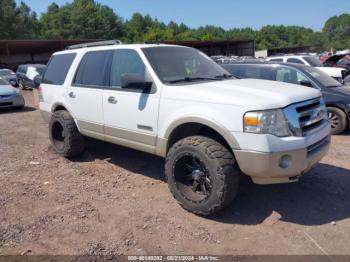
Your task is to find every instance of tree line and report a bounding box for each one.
[0,0,349,51]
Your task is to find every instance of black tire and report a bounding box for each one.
[49,110,85,158]
[165,136,240,216]
[18,80,25,90]
[328,107,348,135]
[13,105,24,110]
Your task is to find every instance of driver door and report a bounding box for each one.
[102,49,160,154]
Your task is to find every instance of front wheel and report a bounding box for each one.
[165,136,240,216]
[49,110,85,158]
[328,107,348,135]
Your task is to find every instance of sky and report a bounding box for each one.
[16,0,350,31]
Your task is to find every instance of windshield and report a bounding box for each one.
[0,69,15,76]
[142,46,232,83]
[303,56,322,67]
[0,78,9,85]
[304,67,342,87]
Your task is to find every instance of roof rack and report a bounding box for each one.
[66,40,123,50]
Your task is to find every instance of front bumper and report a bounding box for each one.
[234,135,331,184]
[0,94,25,108]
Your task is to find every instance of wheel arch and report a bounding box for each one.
[51,103,80,131]
[157,117,240,157]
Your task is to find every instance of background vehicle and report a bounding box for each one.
[39,41,330,215]
[322,54,350,71]
[222,62,350,135]
[16,64,46,90]
[266,55,346,82]
[0,77,25,110]
[0,69,18,87]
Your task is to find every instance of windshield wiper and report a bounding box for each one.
[215,73,236,79]
[167,77,222,84]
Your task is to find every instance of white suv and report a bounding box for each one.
[38,41,331,215]
[266,55,346,82]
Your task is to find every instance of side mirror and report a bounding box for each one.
[300,80,313,87]
[33,75,42,89]
[121,74,152,92]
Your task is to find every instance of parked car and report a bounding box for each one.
[266,55,346,82]
[0,68,18,87]
[322,54,350,71]
[222,62,350,135]
[0,77,25,110]
[39,41,330,215]
[16,64,46,90]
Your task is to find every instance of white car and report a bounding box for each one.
[38,41,331,215]
[266,55,346,82]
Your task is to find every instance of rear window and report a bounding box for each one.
[74,50,111,87]
[303,56,322,67]
[269,58,283,62]
[42,53,76,85]
[286,58,304,64]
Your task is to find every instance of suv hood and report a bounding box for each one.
[163,79,321,110]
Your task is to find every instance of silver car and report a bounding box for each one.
[0,77,25,110]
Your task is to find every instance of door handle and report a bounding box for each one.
[68,92,76,98]
[108,96,118,104]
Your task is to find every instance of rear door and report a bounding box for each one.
[66,50,112,139]
[102,49,160,153]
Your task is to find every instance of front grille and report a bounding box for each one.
[284,97,328,137]
[295,98,327,136]
[0,102,13,106]
[0,95,12,99]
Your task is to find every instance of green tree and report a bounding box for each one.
[0,0,17,39]
[323,14,350,49]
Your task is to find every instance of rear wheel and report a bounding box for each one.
[165,136,240,216]
[328,107,348,135]
[49,110,85,157]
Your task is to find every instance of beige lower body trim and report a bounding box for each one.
[77,120,158,155]
[234,137,330,185]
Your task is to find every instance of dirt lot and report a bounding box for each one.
[0,90,350,256]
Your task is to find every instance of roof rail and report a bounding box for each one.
[66,40,123,50]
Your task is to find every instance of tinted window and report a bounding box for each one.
[286,58,304,64]
[275,67,310,86]
[303,67,341,88]
[143,46,230,83]
[221,65,241,77]
[269,58,283,62]
[240,66,272,80]
[0,69,15,76]
[110,49,146,88]
[17,65,27,74]
[303,56,322,66]
[74,51,111,87]
[43,53,76,85]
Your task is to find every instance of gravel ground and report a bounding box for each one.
[0,91,350,256]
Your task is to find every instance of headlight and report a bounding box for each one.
[15,89,21,94]
[243,109,291,137]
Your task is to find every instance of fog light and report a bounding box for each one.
[279,155,292,169]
